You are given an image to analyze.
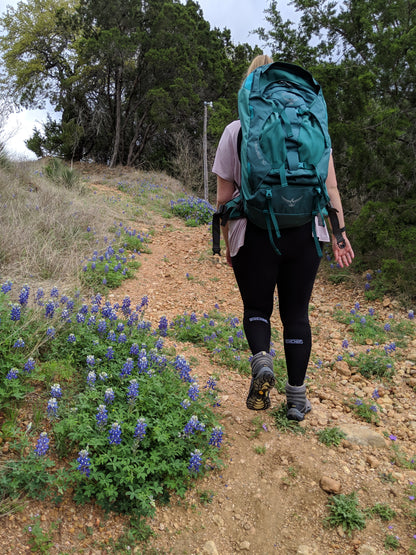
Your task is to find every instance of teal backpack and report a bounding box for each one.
[213,61,340,257]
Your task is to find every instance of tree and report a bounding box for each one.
[0,0,256,171]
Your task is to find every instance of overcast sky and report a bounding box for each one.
[1,0,295,158]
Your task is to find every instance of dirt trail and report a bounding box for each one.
[2,180,416,555]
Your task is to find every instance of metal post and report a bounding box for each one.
[203,101,208,201]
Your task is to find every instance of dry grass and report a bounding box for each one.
[0,159,184,297]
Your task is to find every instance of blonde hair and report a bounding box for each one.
[242,54,273,84]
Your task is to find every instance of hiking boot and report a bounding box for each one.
[246,351,275,411]
[285,382,311,421]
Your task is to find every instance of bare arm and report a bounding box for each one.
[326,153,354,268]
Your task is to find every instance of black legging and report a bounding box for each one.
[231,220,321,387]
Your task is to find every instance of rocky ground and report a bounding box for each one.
[1,176,416,555]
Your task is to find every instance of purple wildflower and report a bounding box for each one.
[96,404,108,428]
[209,426,224,448]
[188,449,203,473]
[134,417,147,441]
[77,449,91,477]
[34,432,50,456]
[108,422,122,445]
[104,388,115,405]
[50,383,62,398]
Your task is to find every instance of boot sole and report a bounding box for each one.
[246,370,275,411]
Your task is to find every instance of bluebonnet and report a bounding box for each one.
[24,358,36,373]
[108,422,122,445]
[134,417,147,441]
[209,426,224,448]
[158,316,168,336]
[180,399,191,409]
[130,343,140,356]
[121,296,131,316]
[188,449,203,473]
[372,389,380,399]
[87,316,96,326]
[19,284,30,306]
[107,331,116,341]
[61,309,71,321]
[87,371,96,387]
[118,333,127,343]
[67,334,76,343]
[47,398,59,418]
[408,310,415,320]
[127,379,139,403]
[46,326,56,337]
[105,346,115,360]
[384,323,391,332]
[174,355,193,382]
[204,377,217,392]
[50,383,62,398]
[90,303,99,314]
[79,304,89,314]
[104,388,115,404]
[13,337,25,348]
[76,312,85,324]
[190,312,198,324]
[6,368,19,379]
[97,319,107,334]
[155,338,164,350]
[86,355,95,367]
[98,372,108,381]
[120,358,134,377]
[188,383,199,401]
[96,404,108,428]
[44,301,55,318]
[368,307,375,316]
[1,280,12,293]
[10,304,21,321]
[342,339,349,349]
[35,288,44,304]
[116,322,125,332]
[50,286,59,298]
[76,449,91,477]
[34,432,50,456]
[138,353,148,373]
[183,415,205,437]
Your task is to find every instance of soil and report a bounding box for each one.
[1,173,416,555]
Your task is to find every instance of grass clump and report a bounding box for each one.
[270,404,306,435]
[44,157,81,190]
[325,492,366,536]
[317,427,347,447]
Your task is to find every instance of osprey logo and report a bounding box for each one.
[282,195,304,208]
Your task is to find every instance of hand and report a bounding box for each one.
[332,235,354,268]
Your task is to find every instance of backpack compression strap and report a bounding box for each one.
[327,205,346,249]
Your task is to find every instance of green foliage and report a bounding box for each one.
[384,534,400,550]
[317,427,347,447]
[365,503,396,521]
[325,492,367,536]
[270,404,306,435]
[0,0,255,172]
[25,515,58,554]
[169,311,250,374]
[349,350,395,380]
[350,397,380,424]
[351,200,416,302]
[170,196,215,226]
[0,284,223,518]
[44,157,80,190]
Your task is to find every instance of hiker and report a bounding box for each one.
[212,54,354,420]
